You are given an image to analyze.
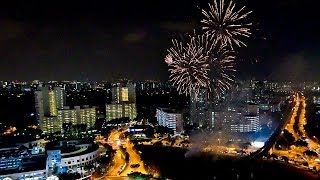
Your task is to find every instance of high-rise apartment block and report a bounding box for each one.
[189,89,211,128]
[35,86,96,133]
[106,83,137,121]
[111,82,136,103]
[156,108,183,134]
[106,103,136,121]
[212,103,260,133]
[35,86,65,131]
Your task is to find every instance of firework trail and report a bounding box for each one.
[209,43,236,98]
[165,36,211,96]
[165,33,235,98]
[201,0,252,49]
[191,33,236,98]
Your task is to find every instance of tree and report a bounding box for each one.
[125,152,130,162]
[304,150,318,157]
[95,118,105,131]
[270,154,278,160]
[58,173,81,180]
[302,162,309,167]
[62,122,72,133]
[155,126,173,135]
[52,166,59,175]
[127,172,152,180]
[143,127,155,138]
[84,163,95,170]
[282,129,295,144]
[154,141,162,146]
[281,156,289,163]
[170,139,176,146]
[295,139,308,147]
[80,124,87,132]
[241,142,252,149]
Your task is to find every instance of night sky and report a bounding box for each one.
[0,0,319,81]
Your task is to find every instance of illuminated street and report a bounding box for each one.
[107,151,126,176]
[94,130,127,180]
[285,94,300,140]
[107,130,127,176]
[94,129,149,179]
[122,142,147,175]
[274,94,320,172]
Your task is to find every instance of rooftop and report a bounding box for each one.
[158,108,180,114]
[61,144,99,158]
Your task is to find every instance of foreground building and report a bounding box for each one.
[0,170,46,180]
[0,141,47,180]
[0,139,99,179]
[46,139,100,177]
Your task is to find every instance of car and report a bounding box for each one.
[130,163,140,168]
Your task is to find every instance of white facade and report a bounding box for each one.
[46,141,100,177]
[61,148,99,169]
[156,108,183,134]
[213,109,260,133]
[230,115,260,132]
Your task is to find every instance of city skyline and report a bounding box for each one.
[1,1,320,178]
[0,0,319,81]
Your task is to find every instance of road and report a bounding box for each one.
[94,129,149,179]
[107,130,126,176]
[107,151,126,176]
[121,142,147,175]
[273,94,320,173]
[94,130,127,180]
[285,95,301,140]
[104,176,129,180]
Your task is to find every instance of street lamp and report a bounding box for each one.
[313,136,318,143]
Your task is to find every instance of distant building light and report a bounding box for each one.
[252,141,264,148]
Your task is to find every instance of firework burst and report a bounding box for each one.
[201,0,252,48]
[190,33,236,98]
[166,37,211,96]
[209,43,236,98]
